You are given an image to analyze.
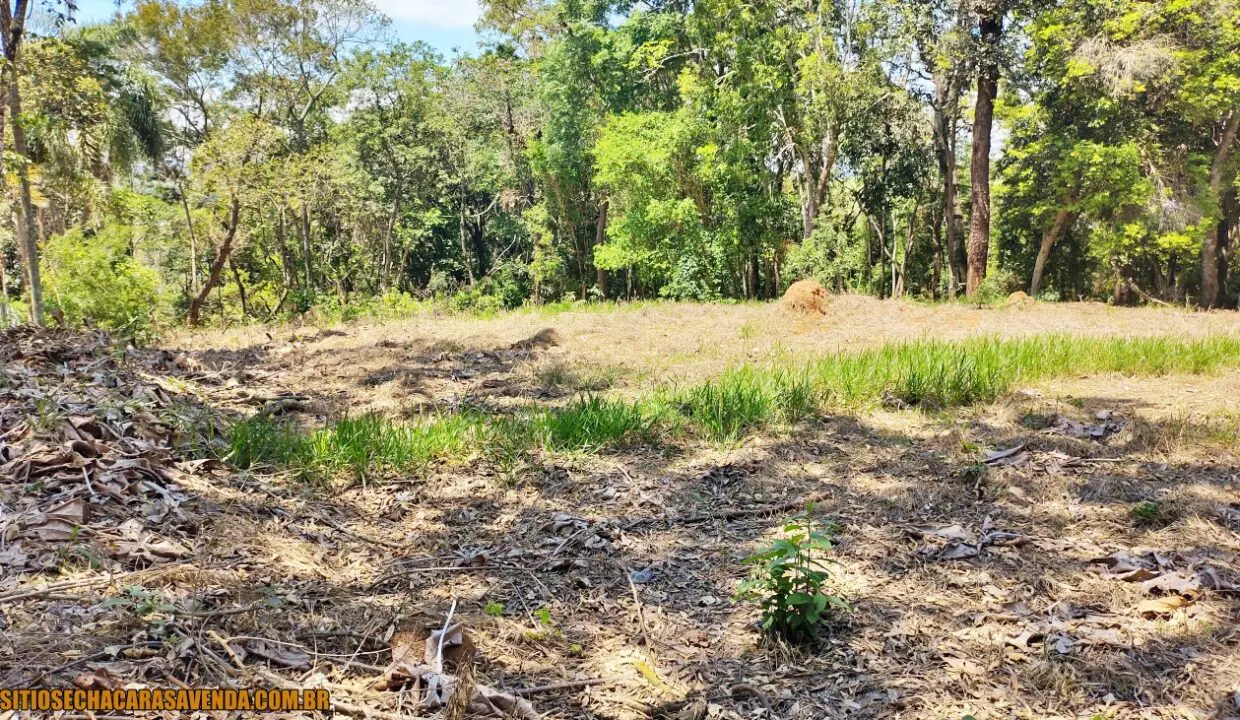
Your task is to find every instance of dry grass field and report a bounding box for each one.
[3,298,1239,720]
[175,295,1240,416]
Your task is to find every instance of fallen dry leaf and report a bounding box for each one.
[1137,595,1193,619]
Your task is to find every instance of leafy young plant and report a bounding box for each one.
[738,507,846,643]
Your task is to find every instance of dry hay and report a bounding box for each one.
[780,279,829,315]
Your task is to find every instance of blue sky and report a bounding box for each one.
[71,0,483,57]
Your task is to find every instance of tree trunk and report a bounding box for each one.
[187,197,241,326]
[180,186,200,294]
[300,205,312,291]
[382,207,396,291]
[0,245,10,326]
[230,256,249,317]
[594,195,608,298]
[1200,110,1240,308]
[931,211,944,299]
[966,12,1002,298]
[6,45,40,323]
[932,73,963,296]
[1221,188,1238,306]
[799,137,836,240]
[1030,208,1075,296]
[276,206,293,292]
[458,189,475,289]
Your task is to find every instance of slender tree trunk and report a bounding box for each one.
[1200,110,1240,308]
[180,186,200,294]
[931,211,944,299]
[230,256,249,317]
[933,74,963,296]
[382,206,396,291]
[966,12,1002,298]
[458,189,475,289]
[276,206,293,291]
[187,197,241,326]
[0,0,39,325]
[1221,188,1238,306]
[594,195,608,298]
[7,52,40,324]
[1030,208,1075,296]
[798,137,837,240]
[0,246,10,326]
[300,205,312,291]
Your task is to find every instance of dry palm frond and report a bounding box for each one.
[1074,35,1177,96]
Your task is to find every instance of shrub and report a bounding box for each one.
[43,225,168,340]
[738,507,846,643]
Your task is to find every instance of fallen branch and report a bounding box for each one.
[0,564,196,605]
[175,600,271,618]
[512,677,632,697]
[313,512,404,550]
[27,642,165,684]
[368,565,524,590]
[1,575,129,605]
[1124,279,1172,307]
[617,561,654,650]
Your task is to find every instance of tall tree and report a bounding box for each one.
[965,1,1002,297]
[0,0,74,324]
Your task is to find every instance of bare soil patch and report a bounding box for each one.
[3,304,1239,720]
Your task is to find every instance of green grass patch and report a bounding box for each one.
[813,334,1240,408]
[227,334,1240,481]
[228,412,479,482]
[534,395,656,451]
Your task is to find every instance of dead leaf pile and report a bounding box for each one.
[909,517,1030,561]
[0,326,198,576]
[1047,410,1127,440]
[1089,549,1240,617]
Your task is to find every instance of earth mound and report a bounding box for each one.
[780,280,829,315]
[1005,291,1036,309]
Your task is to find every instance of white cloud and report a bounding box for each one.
[372,0,480,28]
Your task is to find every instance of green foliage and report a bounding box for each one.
[535,395,654,451]
[675,369,774,442]
[228,412,477,483]
[1131,501,1162,522]
[43,226,169,340]
[738,507,846,643]
[484,602,505,617]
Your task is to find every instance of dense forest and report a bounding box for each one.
[0,0,1238,334]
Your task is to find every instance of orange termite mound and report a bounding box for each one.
[1005,291,1036,309]
[780,279,830,315]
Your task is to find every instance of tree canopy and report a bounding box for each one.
[1,0,1239,332]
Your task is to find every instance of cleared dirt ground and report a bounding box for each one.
[3,299,1239,720]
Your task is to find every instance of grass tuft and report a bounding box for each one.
[535,395,654,451]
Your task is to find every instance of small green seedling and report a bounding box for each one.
[484,601,505,617]
[738,505,847,643]
[1131,500,1164,525]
